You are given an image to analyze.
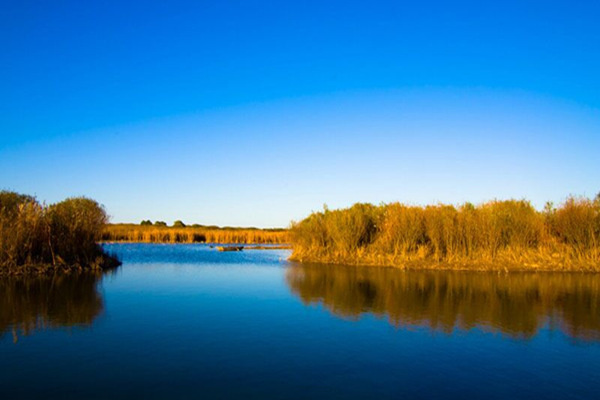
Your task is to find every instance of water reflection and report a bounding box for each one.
[0,273,105,343]
[286,263,600,341]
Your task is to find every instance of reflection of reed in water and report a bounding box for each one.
[286,263,600,341]
[0,273,105,343]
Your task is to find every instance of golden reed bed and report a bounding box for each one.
[289,196,600,271]
[102,224,289,244]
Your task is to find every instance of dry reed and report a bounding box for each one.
[102,224,289,244]
[290,196,600,271]
[0,191,120,274]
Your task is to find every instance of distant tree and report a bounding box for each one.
[154,221,167,227]
[140,220,153,226]
[173,220,186,228]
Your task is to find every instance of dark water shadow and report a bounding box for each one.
[0,271,112,343]
[286,263,600,341]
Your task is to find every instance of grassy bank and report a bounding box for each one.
[290,196,600,271]
[102,224,289,244]
[0,191,120,275]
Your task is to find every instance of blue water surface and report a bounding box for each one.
[1,243,599,399]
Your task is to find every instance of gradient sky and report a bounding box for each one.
[1,0,599,227]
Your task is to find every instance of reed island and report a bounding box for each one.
[289,196,600,271]
[0,191,120,276]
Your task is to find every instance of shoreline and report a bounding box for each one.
[0,255,121,277]
[289,253,600,272]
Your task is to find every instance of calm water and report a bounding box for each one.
[1,244,599,399]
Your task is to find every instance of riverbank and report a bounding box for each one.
[289,250,599,272]
[0,254,121,277]
[289,196,600,272]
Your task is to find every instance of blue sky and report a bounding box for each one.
[1,0,599,227]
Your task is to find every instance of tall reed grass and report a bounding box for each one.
[102,224,289,244]
[290,196,600,271]
[0,191,119,274]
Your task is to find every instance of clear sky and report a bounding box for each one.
[1,0,599,227]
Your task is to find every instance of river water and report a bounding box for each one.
[1,243,599,399]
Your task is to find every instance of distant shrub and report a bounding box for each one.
[173,220,186,228]
[154,221,167,227]
[140,220,153,226]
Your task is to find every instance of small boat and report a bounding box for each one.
[216,246,244,252]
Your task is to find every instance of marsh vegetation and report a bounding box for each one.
[0,191,120,275]
[290,196,600,271]
[102,223,289,244]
